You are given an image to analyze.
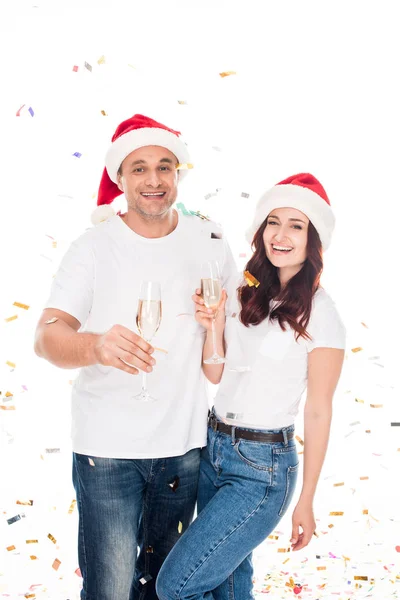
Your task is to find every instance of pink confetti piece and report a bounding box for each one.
[16,104,26,116]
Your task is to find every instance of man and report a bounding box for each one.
[34,114,237,600]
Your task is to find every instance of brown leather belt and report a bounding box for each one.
[208,412,294,443]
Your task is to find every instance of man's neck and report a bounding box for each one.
[121,208,178,239]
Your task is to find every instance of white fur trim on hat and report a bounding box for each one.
[105,128,191,183]
[91,204,116,225]
[245,184,335,250]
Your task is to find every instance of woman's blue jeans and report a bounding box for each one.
[72,448,200,600]
[156,415,298,600]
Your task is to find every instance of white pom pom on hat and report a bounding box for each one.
[245,173,335,250]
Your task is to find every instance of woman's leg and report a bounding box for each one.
[156,428,298,600]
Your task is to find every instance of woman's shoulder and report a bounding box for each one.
[312,287,338,311]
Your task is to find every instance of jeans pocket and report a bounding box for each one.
[278,462,299,517]
[234,440,273,478]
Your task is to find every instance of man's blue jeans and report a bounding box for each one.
[72,448,200,600]
[156,416,298,600]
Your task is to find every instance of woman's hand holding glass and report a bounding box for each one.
[192,288,227,331]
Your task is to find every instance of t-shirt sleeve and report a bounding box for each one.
[44,237,95,327]
[305,292,346,353]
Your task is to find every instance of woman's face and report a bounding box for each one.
[262,207,309,279]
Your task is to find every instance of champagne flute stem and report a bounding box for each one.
[211,317,217,355]
[141,370,147,393]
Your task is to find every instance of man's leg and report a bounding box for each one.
[73,453,146,600]
[134,448,201,600]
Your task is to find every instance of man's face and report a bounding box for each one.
[117,145,179,220]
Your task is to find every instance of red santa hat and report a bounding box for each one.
[246,173,335,250]
[92,114,191,225]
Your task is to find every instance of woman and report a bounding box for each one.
[156,173,345,599]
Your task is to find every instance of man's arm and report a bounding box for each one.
[34,308,155,375]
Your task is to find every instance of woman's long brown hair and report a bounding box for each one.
[239,217,323,340]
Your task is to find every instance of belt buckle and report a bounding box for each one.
[209,413,218,432]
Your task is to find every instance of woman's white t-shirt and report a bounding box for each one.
[214,287,346,430]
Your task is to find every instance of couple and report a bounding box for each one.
[34,113,345,600]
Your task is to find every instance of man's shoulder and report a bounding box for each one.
[176,204,223,235]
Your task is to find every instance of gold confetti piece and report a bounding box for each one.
[88,458,95,466]
[68,499,77,514]
[295,435,304,446]
[244,270,260,288]
[52,558,61,570]
[5,391,13,397]
[7,545,16,551]
[351,347,363,353]
[219,70,236,77]
[0,405,16,410]
[30,555,37,560]
[329,511,344,516]
[354,576,368,581]
[363,509,369,514]
[342,555,351,561]
[16,499,33,506]
[365,429,371,433]
[355,398,364,403]
[370,404,383,408]
[26,540,38,544]
[268,535,279,540]
[317,566,326,571]
[25,595,35,599]
[153,346,168,354]
[48,533,56,544]
[360,476,369,481]
[178,521,183,533]
[176,163,194,170]
[277,548,290,553]
[361,322,368,328]
[45,317,58,324]
[334,482,344,487]
[97,55,106,64]
[328,524,334,528]
[6,361,16,368]
[5,315,18,322]
[177,100,188,105]
[13,302,30,310]
[101,110,107,116]
[283,557,290,564]
[52,241,57,248]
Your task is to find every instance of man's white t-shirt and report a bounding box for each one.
[45,211,237,459]
[215,287,346,430]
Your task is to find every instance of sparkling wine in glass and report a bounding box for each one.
[201,261,226,365]
[133,281,162,402]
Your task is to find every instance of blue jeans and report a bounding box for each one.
[72,448,201,600]
[156,415,298,600]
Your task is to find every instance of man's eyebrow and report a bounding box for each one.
[129,157,175,166]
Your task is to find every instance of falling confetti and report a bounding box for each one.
[13,301,30,310]
[52,558,61,571]
[44,317,58,324]
[241,192,250,198]
[48,533,57,544]
[244,270,260,288]
[219,70,236,77]
[16,103,26,116]
[178,521,183,533]
[84,61,92,72]
[101,110,107,116]
[72,65,79,72]
[139,574,152,585]
[28,107,34,117]
[351,347,363,353]
[6,361,16,368]
[5,315,18,322]
[97,55,106,64]
[168,476,180,492]
[176,162,194,170]
[72,152,82,158]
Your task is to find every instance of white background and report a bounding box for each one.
[0,1,399,598]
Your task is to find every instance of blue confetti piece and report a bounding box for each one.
[28,107,34,117]
[73,152,82,158]
[7,514,21,525]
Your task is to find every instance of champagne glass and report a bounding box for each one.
[133,281,162,402]
[201,261,226,365]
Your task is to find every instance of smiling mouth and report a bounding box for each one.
[271,244,293,253]
[141,192,166,198]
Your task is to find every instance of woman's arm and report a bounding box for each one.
[291,346,345,551]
